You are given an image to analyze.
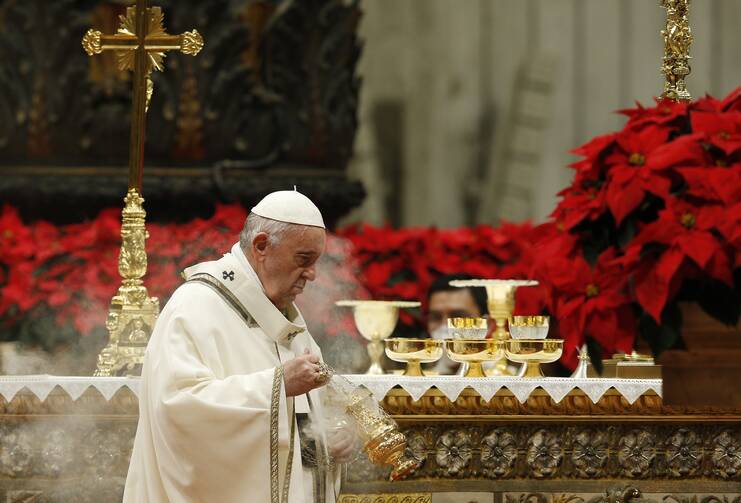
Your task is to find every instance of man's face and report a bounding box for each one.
[427,289,482,334]
[252,225,326,309]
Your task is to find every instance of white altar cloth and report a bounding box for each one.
[0,375,661,405]
[0,375,141,401]
[344,375,662,405]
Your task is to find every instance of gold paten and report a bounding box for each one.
[336,300,421,375]
[660,0,693,101]
[505,339,564,377]
[384,339,443,376]
[445,339,503,378]
[84,0,204,376]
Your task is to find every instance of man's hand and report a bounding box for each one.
[328,427,355,463]
[283,350,325,397]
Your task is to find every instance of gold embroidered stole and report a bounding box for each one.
[187,273,296,503]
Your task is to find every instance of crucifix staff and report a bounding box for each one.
[83,0,203,190]
[82,1,204,376]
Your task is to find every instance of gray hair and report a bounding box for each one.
[239,213,295,251]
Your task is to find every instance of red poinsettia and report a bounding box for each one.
[623,197,734,321]
[534,247,635,367]
[604,126,706,224]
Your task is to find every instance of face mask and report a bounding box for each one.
[430,326,448,340]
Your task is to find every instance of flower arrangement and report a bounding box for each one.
[534,87,741,367]
[0,204,248,349]
[1,88,739,371]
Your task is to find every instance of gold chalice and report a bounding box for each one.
[336,300,421,375]
[385,338,443,376]
[445,339,503,377]
[504,339,563,377]
[449,279,538,375]
[509,315,550,339]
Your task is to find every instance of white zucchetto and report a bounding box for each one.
[250,189,326,229]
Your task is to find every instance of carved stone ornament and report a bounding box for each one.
[711,430,741,479]
[617,429,657,478]
[526,429,564,478]
[481,428,518,477]
[571,429,609,477]
[665,428,702,477]
[434,430,472,477]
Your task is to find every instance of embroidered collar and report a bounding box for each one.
[182,243,307,345]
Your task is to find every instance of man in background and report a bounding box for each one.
[426,273,488,374]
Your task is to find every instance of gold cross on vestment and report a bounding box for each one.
[82,0,203,191]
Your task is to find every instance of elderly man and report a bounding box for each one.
[123,190,350,503]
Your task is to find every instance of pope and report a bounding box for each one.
[123,190,352,503]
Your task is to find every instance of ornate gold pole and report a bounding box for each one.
[660,0,693,101]
[83,0,204,376]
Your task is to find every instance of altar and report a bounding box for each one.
[0,375,738,502]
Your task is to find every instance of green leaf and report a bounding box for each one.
[585,336,604,375]
[637,302,683,357]
[696,279,741,326]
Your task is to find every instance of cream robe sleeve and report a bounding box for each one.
[125,283,293,503]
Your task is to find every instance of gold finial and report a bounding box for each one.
[660,0,693,101]
[181,30,205,55]
[82,29,102,56]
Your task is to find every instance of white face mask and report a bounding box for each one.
[430,326,448,340]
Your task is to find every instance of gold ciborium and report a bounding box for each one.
[445,339,503,377]
[509,315,550,340]
[447,317,489,339]
[385,338,443,376]
[504,339,563,377]
[450,279,538,375]
[336,300,421,375]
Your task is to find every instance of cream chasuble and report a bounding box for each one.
[123,243,337,503]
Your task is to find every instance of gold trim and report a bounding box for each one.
[270,365,295,503]
[338,494,432,503]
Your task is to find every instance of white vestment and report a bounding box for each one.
[123,243,337,503]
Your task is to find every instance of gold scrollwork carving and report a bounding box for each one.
[660,0,693,101]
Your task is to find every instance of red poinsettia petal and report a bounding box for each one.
[634,247,685,322]
[606,175,646,225]
[676,231,720,269]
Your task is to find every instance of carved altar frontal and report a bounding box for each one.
[0,377,138,502]
[0,376,738,502]
[340,377,741,502]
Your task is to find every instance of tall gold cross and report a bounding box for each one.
[81,2,203,376]
[82,0,203,191]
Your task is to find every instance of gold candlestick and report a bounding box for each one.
[660,0,693,101]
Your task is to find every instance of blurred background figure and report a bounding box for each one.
[426,274,488,374]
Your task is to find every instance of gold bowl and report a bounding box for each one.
[444,339,503,377]
[447,317,488,340]
[504,339,563,377]
[385,338,444,376]
[509,315,549,340]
